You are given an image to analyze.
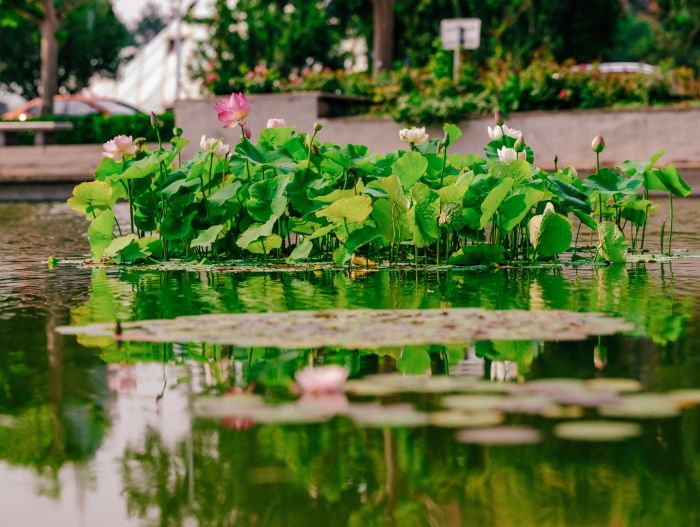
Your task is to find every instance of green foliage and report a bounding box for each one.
[68,118,692,266]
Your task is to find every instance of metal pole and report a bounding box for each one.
[453,27,464,84]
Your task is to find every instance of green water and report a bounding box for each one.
[2,202,700,526]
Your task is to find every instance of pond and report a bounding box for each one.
[2,200,700,526]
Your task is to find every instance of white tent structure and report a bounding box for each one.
[86,0,212,112]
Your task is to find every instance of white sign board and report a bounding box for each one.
[440,18,481,50]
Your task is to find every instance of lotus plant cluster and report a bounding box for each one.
[68,94,691,267]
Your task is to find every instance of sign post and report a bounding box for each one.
[440,18,481,83]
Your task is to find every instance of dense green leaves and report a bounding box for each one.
[528,203,573,258]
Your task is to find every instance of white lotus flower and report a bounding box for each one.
[487,125,522,141]
[399,126,429,146]
[497,146,527,163]
[266,118,287,128]
[200,135,230,158]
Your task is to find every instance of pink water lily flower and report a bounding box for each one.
[215,92,251,129]
[295,365,349,395]
[103,135,138,162]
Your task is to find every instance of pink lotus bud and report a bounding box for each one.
[514,134,525,152]
[243,125,252,139]
[266,118,287,128]
[149,111,161,128]
[215,92,251,129]
[592,134,605,153]
[494,111,505,126]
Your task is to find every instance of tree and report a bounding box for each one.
[131,1,169,47]
[372,0,395,73]
[0,0,129,110]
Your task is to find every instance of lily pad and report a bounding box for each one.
[429,410,504,428]
[56,308,634,349]
[349,404,429,428]
[586,378,643,393]
[442,394,508,412]
[598,394,680,419]
[554,421,642,442]
[456,426,541,445]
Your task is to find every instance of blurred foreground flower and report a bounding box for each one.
[103,135,138,161]
[295,365,348,395]
[399,126,429,146]
[215,92,251,129]
[267,118,287,128]
[592,134,605,153]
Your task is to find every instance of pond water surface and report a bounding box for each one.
[2,201,700,526]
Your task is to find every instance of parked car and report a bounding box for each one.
[2,95,143,121]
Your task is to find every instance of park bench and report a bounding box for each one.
[0,121,74,146]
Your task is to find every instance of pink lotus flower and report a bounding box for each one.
[215,92,251,129]
[266,118,287,128]
[294,365,348,395]
[103,135,138,162]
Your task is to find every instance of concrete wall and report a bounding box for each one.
[176,93,700,170]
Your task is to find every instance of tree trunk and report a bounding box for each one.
[372,0,395,75]
[39,0,59,116]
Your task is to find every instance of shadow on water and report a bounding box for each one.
[2,202,700,525]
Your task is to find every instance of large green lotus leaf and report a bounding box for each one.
[499,186,548,232]
[597,221,628,263]
[94,157,122,181]
[549,177,591,213]
[528,202,572,258]
[207,181,242,208]
[162,175,199,198]
[87,210,115,262]
[316,195,372,224]
[160,210,196,241]
[437,181,469,205]
[245,234,282,254]
[314,183,365,204]
[480,177,513,229]
[67,181,114,217]
[320,157,344,177]
[443,123,463,146]
[392,151,428,191]
[618,150,664,176]
[287,239,314,262]
[236,219,275,248]
[345,225,382,253]
[121,154,161,180]
[103,234,138,259]
[653,165,692,197]
[448,244,505,265]
[571,209,598,230]
[332,245,352,266]
[258,127,294,149]
[368,175,406,210]
[371,198,411,244]
[307,223,336,240]
[409,182,440,247]
[235,139,266,164]
[246,174,290,222]
[583,168,641,195]
[489,159,531,184]
[191,224,226,248]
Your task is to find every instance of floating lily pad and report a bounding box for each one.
[56,308,634,349]
[456,426,541,445]
[540,405,585,419]
[495,395,558,415]
[429,410,504,428]
[598,394,680,419]
[586,378,643,393]
[665,390,700,407]
[193,394,266,418]
[554,421,642,442]
[348,404,429,428]
[442,394,509,412]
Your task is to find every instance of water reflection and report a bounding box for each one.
[2,202,700,525]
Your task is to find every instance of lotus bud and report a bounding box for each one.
[514,134,525,152]
[150,111,162,128]
[173,127,183,137]
[243,125,252,140]
[494,111,505,126]
[592,134,605,153]
[313,122,323,133]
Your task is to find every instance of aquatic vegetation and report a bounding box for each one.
[56,307,634,349]
[67,100,692,268]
